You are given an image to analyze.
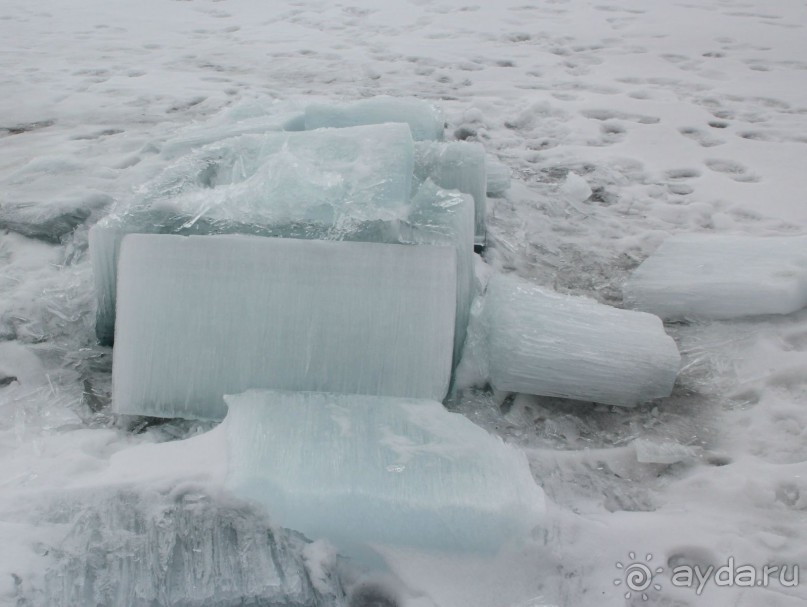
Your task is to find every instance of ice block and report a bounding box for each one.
[414,141,487,246]
[112,235,457,420]
[485,157,511,197]
[304,96,444,141]
[623,234,807,320]
[40,489,341,607]
[464,273,680,406]
[403,180,475,365]
[91,123,415,344]
[224,390,545,559]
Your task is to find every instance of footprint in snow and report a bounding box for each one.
[704,158,760,182]
[679,126,724,147]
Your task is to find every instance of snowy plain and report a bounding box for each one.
[1,0,807,605]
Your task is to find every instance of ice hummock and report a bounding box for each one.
[224,390,545,560]
[304,96,444,141]
[33,488,344,607]
[460,273,680,406]
[90,122,415,344]
[414,140,487,246]
[112,235,457,420]
[623,233,807,320]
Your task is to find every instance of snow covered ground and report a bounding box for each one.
[1,0,806,605]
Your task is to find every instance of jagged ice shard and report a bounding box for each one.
[414,140,487,246]
[304,96,444,141]
[90,123,415,344]
[112,235,457,420]
[224,390,545,560]
[623,233,807,320]
[462,273,680,406]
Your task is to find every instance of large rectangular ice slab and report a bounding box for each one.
[304,96,444,141]
[623,234,807,320]
[225,390,545,559]
[113,235,457,420]
[91,122,415,345]
[464,273,680,406]
[414,141,487,246]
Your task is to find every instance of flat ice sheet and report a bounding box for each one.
[224,390,545,559]
[112,234,457,420]
[623,233,807,320]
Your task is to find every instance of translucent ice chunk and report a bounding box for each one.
[160,100,305,159]
[623,234,807,320]
[462,273,680,406]
[91,123,415,344]
[485,157,511,197]
[37,488,343,607]
[224,390,545,560]
[403,180,475,365]
[414,141,487,246]
[146,123,415,224]
[304,96,444,141]
[113,235,457,420]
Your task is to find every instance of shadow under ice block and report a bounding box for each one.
[304,96,445,141]
[112,235,457,420]
[465,273,680,406]
[91,123,416,345]
[224,390,545,559]
[623,234,807,320]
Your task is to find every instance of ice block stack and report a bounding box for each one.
[224,390,545,560]
[623,233,807,320]
[461,273,681,406]
[90,122,417,344]
[113,235,457,420]
[91,96,548,563]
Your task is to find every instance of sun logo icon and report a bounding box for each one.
[614,552,664,601]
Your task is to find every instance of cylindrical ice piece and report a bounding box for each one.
[471,273,680,406]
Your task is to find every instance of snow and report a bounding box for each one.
[113,235,457,420]
[2,0,807,605]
